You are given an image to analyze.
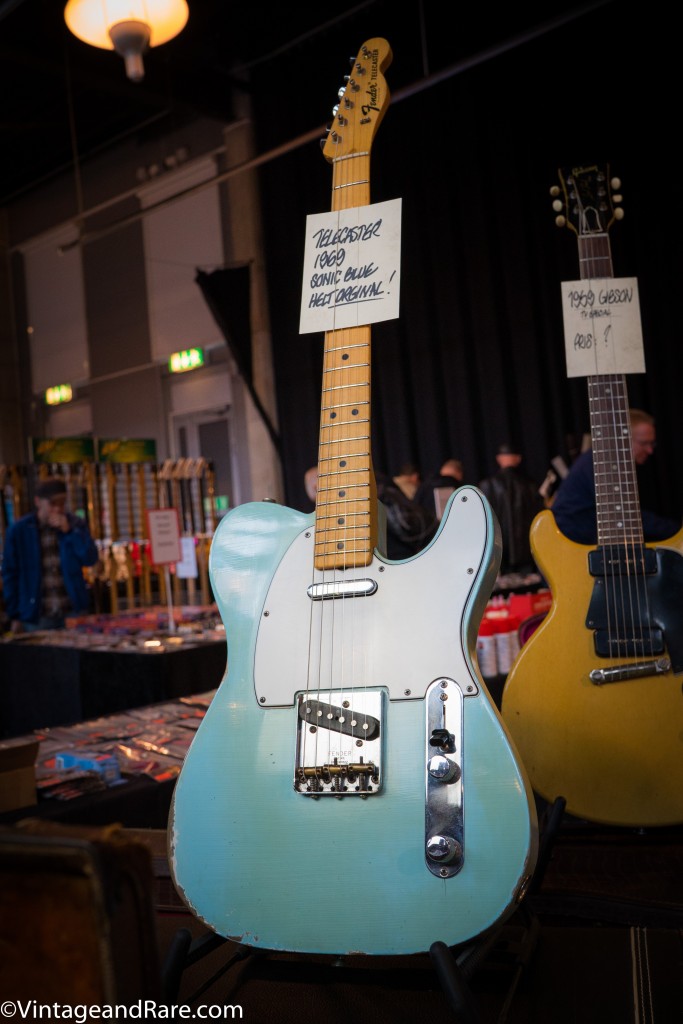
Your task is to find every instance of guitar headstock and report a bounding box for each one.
[322,38,393,164]
[550,165,624,236]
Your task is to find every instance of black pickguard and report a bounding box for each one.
[586,546,683,671]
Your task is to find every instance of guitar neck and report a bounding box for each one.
[578,234,643,547]
[315,136,377,568]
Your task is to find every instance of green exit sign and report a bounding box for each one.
[45,384,73,405]
[169,348,205,373]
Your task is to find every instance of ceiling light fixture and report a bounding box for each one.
[64,0,189,83]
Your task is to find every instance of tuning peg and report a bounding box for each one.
[332,104,339,116]
[555,215,566,228]
[614,207,625,220]
[612,193,623,203]
[550,185,561,197]
[552,199,563,212]
[610,177,621,190]
[338,86,346,99]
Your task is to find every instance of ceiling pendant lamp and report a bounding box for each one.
[64,0,189,83]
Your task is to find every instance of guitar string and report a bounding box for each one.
[585,236,635,671]
[335,141,373,785]
[306,136,374,790]
[583,232,654,672]
[583,232,618,671]
[334,123,375,787]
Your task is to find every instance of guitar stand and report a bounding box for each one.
[161,799,567,1021]
[428,795,566,1023]
[161,927,251,1006]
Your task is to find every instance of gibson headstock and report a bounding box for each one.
[322,38,392,164]
[550,165,624,237]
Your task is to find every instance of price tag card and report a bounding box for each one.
[561,277,645,377]
[176,536,198,579]
[299,198,401,334]
[146,508,182,565]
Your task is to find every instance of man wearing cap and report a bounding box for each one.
[2,476,98,633]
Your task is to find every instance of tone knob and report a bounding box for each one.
[426,835,462,863]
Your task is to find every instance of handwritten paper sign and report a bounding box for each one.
[561,277,645,377]
[146,508,182,566]
[299,198,401,334]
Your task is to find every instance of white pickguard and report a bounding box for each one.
[255,486,489,705]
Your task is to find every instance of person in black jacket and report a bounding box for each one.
[479,443,543,575]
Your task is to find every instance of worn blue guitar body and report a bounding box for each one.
[169,487,537,955]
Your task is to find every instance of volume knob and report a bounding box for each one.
[428,755,460,782]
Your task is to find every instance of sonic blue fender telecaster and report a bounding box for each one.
[169,38,537,955]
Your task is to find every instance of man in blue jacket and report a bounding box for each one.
[552,409,680,544]
[2,476,98,632]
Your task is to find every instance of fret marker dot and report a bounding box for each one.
[338,517,345,524]
[339,490,346,497]
[337,542,344,550]
[352,408,359,416]
[330,412,337,419]
[342,353,349,360]
[339,460,347,467]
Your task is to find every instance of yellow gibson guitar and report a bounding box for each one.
[502,165,683,827]
[168,39,536,956]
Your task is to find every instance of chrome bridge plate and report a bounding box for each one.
[294,688,384,796]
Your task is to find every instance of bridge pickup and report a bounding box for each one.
[588,545,657,576]
[298,698,380,740]
[307,578,377,600]
[590,657,671,685]
[294,688,384,796]
[593,629,665,658]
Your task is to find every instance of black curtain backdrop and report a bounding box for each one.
[242,1,680,518]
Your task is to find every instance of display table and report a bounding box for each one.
[0,633,226,739]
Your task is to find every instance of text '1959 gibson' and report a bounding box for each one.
[169,38,537,955]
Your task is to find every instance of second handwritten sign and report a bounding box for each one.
[561,276,644,377]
